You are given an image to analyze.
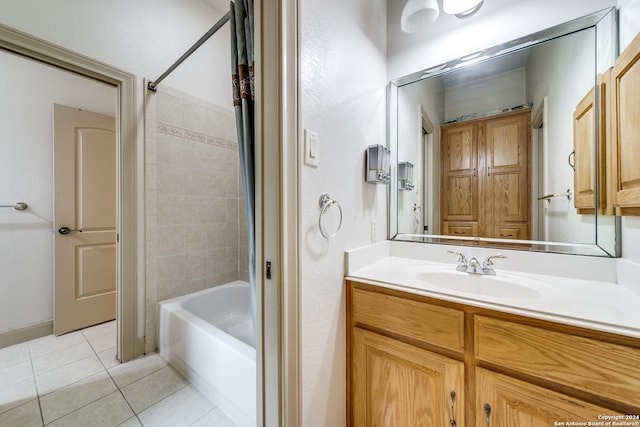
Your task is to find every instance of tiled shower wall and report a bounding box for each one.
[144,85,248,353]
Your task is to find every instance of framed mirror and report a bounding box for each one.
[388,8,620,257]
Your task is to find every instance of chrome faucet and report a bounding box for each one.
[481,254,507,275]
[447,251,468,272]
[466,257,483,274]
[448,251,506,275]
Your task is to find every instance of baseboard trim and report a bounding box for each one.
[0,321,53,349]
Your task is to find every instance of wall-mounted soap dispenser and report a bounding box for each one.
[365,144,391,184]
[398,161,414,191]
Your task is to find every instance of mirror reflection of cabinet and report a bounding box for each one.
[441,109,531,239]
[573,69,611,215]
[612,32,640,216]
[440,122,478,237]
[573,87,598,213]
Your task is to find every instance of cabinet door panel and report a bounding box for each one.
[477,368,623,427]
[490,172,526,221]
[446,126,476,172]
[573,90,597,212]
[447,176,475,219]
[351,328,464,427]
[483,112,530,238]
[613,33,640,214]
[441,124,478,224]
[475,315,640,408]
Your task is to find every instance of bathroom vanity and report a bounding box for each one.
[345,253,640,426]
[368,6,640,425]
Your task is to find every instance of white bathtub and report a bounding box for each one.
[158,281,256,427]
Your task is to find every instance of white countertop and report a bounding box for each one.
[347,256,640,339]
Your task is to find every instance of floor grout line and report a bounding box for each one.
[26,338,45,427]
[35,324,114,426]
[7,320,233,427]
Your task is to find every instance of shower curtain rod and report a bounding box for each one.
[147,11,230,92]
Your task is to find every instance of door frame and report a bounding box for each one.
[256,0,301,424]
[532,97,548,242]
[419,105,436,235]
[0,24,139,362]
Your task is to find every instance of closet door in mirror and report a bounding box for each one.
[440,123,479,233]
[482,110,531,240]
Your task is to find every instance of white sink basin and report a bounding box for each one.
[415,270,544,299]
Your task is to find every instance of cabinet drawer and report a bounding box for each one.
[351,286,464,352]
[475,315,640,407]
[496,223,528,239]
[443,221,478,237]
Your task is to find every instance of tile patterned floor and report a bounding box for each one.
[0,321,238,427]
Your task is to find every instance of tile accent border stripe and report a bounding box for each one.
[157,122,238,151]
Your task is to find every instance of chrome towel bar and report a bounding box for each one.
[0,202,28,211]
[537,189,572,203]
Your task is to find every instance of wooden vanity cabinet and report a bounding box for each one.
[440,110,531,239]
[347,280,640,427]
[348,283,465,427]
[612,32,640,215]
[476,368,621,426]
[351,328,464,426]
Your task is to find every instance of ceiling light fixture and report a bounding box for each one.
[401,0,484,33]
[401,0,440,33]
[442,0,484,18]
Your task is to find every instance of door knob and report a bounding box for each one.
[58,227,82,235]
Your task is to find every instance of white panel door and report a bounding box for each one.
[54,104,116,335]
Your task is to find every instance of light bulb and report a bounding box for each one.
[442,0,483,16]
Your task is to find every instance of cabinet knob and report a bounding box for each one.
[484,403,492,427]
[449,390,457,427]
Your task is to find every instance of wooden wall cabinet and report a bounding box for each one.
[346,280,639,426]
[573,68,612,215]
[441,110,531,239]
[440,122,479,232]
[612,32,640,215]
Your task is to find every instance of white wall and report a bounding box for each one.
[297,1,636,426]
[0,51,115,334]
[396,77,445,234]
[0,0,231,108]
[300,0,387,424]
[445,68,526,122]
[387,0,616,81]
[526,29,596,245]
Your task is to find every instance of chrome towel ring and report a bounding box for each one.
[319,193,343,239]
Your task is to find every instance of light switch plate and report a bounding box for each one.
[304,129,319,167]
